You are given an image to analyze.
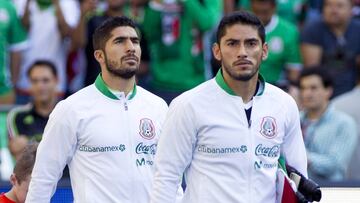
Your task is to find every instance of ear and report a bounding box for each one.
[10,174,17,186]
[212,43,222,61]
[325,86,333,99]
[261,43,268,61]
[94,50,105,64]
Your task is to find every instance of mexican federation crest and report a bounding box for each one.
[139,118,156,140]
[259,116,277,139]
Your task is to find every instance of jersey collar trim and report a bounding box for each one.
[215,69,265,96]
[265,15,279,34]
[95,74,137,100]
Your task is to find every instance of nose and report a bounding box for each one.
[125,39,135,53]
[237,44,247,58]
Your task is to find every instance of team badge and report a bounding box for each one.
[260,116,277,139]
[139,118,155,140]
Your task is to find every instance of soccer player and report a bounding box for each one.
[0,143,38,203]
[7,60,58,160]
[151,11,307,203]
[25,16,168,202]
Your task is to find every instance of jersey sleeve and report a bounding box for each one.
[7,2,28,51]
[284,26,302,69]
[151,97,197,203]
[25,101,78,203]
[182,0,222,32]
[281,96,308,177]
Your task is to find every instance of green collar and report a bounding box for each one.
[215,69,265,96]
[95,74,137,100]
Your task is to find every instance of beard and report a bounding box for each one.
[222,62,259,81]
[105,54,138,79]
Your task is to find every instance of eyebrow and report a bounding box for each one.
[112,36,139,42]
[224,37,260,43]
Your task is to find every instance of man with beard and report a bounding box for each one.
[25,16,168,202]
[151,11,307,203]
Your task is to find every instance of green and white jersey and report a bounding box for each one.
[238,0,305,24]
[26,75,168,203]
[0,1,27,95]
[151,70,307,203]
[261,15,302,84]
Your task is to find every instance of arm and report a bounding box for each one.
[300,22,323,67]
[300,44,322,67]
[182,0,222,32]
[25,101,78,203]
[53,0,73,38]
[10,51,21,85]
[21,0,31,30]
[285,26,302,83]
[223,0,235,14]
[70,0,97,50]
[151,98,196,203]
[307,117,358,177]
[281,96,308,177]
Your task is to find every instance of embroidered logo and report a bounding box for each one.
[139,118,155,140]
[259,116,277,139]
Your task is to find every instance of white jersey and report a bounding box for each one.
[151,71,307,203]
[26,75,168,203]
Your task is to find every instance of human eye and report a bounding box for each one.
[227,40,237,47]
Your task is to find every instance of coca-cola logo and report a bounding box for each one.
[135,142,157,155]
[255,144,279,157]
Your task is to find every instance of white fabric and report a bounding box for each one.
[25,85,169,203]
[13,0,80,92]
[151,79,307,203]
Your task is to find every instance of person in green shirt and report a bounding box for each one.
[238,0,306,25]
[143,0,222,103]
[0,0,27,104]
[250,0,302,86]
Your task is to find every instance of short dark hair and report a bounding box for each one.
[92,16,138,51]
[14,143,38,184]
[216,11,266,44]
[299,66,334,88]
[27,60,57,78]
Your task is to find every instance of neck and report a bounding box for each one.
[102,71,135,96]
[224,72,258,103]
[329,22,349,37]
[307,103,328,120]
[34,97,57,117]
[5,189,18,202]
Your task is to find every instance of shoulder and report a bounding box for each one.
[170,79,217,109]
[329,107,356,125]
[277,17,298,32]
[7,104,33,120]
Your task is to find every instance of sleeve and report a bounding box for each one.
[284,26,302,70]
[25,101,78,203]
[6,108,19,138]
[300,21,322,46]
[281,96,308,177]
[182,0,223,32]
[7,2,28,51]
[151,98,197,203]
[60,0,80,28]
[307,116,358,177]
[142,5,162,43]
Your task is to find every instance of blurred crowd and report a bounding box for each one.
[0,0,359,184]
